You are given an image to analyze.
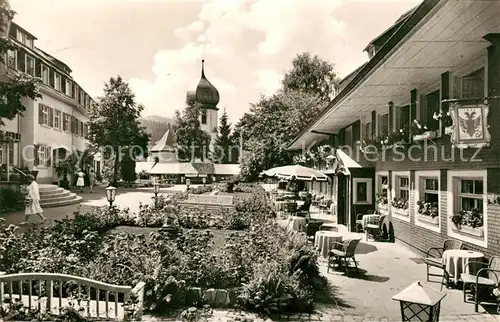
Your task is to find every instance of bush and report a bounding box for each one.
[0,186,24,213]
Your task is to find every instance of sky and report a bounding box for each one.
[11,0,421,125]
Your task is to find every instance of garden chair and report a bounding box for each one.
[327,238,362,275]
[304,221,323,244]
[355,214,364,232]
[460,256,500,312]
[365,215,386,241]
[424,239,463,290]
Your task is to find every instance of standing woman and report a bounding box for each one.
[76,169,85,193]
[20,174,47,225]
[88,168,96,193]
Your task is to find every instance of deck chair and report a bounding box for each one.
[327,238,362,275]
[424,239,463,290]
[461,256,500,312]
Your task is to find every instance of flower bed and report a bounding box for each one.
[0,183,327,318]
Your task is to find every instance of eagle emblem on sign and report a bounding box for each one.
[458,111,482,138]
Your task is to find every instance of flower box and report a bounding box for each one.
[453,225,484,238]
[377,203,387,210]
[417,215,439,226]
[445,126,452,135]
[393,208,409,217]
[413,131,437,141]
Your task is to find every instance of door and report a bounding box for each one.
[337,175,347,225]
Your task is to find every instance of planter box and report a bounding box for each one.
[393,208,409,217]
[445,126,452,135]
[413,131,437,141]
[377,203,388,211]
[453,225,484,238]
[417,215,439,225]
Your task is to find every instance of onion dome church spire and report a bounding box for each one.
[195,59,220,110]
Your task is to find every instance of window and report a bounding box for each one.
[414,171,440,231]
[54,110,61,129]
[379,113,389,136]
[65,80,72,97]
[25,55,35,76]
[376,172,389,210]
[38,104,49,126]
[6,50,16,68]
[54,73,62,91]
[461,68,484,99]
[74,86,79,101]
[34,145,51,167]
[41,65,50,84]
[79,121,84,136]
[80,91,84,105]
[16,30,24,43]
[391,171,410,219]
[447,170,487,247]
[25,37,33,48]
[201,110,207,124]
[353,178,372,204]
[63,113,70,131]
[364,122,372,141]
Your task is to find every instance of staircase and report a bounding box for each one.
[39,184,82,208]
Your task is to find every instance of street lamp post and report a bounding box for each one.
[105,186,116,208]
[153,182,160,209]
[392,281,446,322]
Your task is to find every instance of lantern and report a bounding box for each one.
[186,178,191,189]
[153,182,160,209]
[392,281,446,322]
[105,186,117,207]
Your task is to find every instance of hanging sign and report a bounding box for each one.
[449,100,491,149]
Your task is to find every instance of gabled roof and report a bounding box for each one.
[151,129,175,152]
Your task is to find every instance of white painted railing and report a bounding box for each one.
[0,272,145,320]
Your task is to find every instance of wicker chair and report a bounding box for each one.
[424,239,463,290]
[365,215,387,241]
[460,256,500,312]
[355,214,364,232]
[327,238,362,275]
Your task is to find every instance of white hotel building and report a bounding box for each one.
[0,22,96,184]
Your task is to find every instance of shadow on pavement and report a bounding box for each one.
[354,242,377,255]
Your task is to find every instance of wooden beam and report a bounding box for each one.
[310,130,335,136]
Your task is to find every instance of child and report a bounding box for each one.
[76,169,85,192]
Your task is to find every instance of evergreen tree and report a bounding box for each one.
[173,92,211,162]
[212,109,235,164]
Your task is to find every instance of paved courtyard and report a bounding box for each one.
[1,186,498,321]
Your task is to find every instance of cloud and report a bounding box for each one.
[129,0,349,123]
[253,69,283,96]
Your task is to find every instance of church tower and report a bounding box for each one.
[195,60,219,151]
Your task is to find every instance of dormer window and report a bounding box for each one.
[54,73,62,91]
[26,37,33,48]
[40,65,49,84]
[65,80,72,97]
[16,30,24,43]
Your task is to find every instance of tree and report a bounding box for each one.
[87,76,149,185]
[235,90,325,181]
[212,109,235,164]
[282,52,340,100]
[172,93,211,162]
[120,153,137,185]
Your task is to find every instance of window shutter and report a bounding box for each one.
[388,102,394,133]
[49,70,55,87]
[16,50,24,71]
[48,108,54,127]
[339,129,345,146]
[35,60,41,78]
[34,145,39,166]
[371,111,376,136]
[61,78,66,93]
[46,146,52,167]
[38,105,43,124]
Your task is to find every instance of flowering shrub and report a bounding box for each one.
[416,200,438,218]
[451,208,483,229]
[433,111,453,127]
[376,192,388,205]
[410,120,430,136]
[391,197,408,210]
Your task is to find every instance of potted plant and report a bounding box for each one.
[450,208,484,237]
[391,197,409,215]
[416,200,439,225]
[433,111,453,135]
[383,126,410,149]
[411,120,437,141]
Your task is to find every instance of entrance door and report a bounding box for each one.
[337,175,347,225]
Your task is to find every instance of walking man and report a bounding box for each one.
[20,174,47,225]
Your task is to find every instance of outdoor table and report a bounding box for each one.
[287,216,307,231]
[442,249,485,284]
[314,231,343,259]
[320,222,338,232]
